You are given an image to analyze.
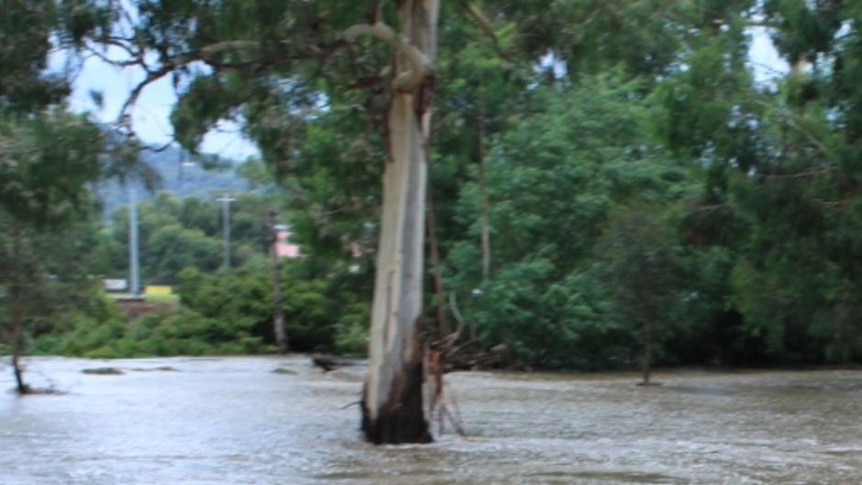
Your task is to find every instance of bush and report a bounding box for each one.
[176,263,371,354]
[40,298,267,358]
[55,312,128,357]
[37,257,374,358]
[468,259,625,369]
[333,302,371,355]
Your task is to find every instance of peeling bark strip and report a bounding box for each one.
[357,0,439,445]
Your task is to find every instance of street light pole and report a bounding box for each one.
[217,196,236,270]
[128,180,141,295]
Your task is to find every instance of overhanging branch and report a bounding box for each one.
[344,21,432,92]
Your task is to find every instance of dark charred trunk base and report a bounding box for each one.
[13,362,31,395]
[361,361,432,445]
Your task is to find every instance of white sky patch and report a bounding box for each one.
[747,26,789,85]
[539,52,568,78]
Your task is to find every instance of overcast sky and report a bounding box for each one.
[51,49,260,160]
[52,28,787,162]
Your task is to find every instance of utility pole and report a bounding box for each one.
[128,180,141,295]
[217,196,236,270]
[269,210,288,354]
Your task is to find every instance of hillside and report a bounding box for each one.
[97,145,250,218]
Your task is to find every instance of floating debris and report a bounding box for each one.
[81,367,124,375]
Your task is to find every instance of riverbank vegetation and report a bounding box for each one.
[6,1,862,390]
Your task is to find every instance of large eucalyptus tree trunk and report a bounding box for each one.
[358,0,439,444]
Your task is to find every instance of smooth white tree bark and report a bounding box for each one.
[360,0,439,444]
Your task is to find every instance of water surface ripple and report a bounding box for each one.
[1,357,861,484]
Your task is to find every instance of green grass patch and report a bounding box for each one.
[105,292,179,303]
[144,293,180,303]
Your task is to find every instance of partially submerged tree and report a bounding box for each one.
[0,0,116,393]
[75,0,440,442]
[0,205,106,393]
[0,108,107,393]
[89,0,441,443]
[597,205,685,385]
[348,1,439,445]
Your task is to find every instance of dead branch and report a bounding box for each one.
[761,167,832,180]
[447,291,467,341]
[440,389,467,436]
[425,347,467,437]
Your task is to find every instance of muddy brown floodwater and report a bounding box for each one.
[1,357,861,484]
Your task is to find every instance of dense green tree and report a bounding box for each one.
[447,73,694,369]
[649,1,862,364]
[0,110,111,392]
[0,1,70,114]
[0,1,111,394]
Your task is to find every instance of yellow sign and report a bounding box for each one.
[144,285,173,296]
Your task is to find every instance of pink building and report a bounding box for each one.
[274,225,301,258]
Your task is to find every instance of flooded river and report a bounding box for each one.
[1,356,861,484]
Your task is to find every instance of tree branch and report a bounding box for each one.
[458,0,513,64]
[783,117,831,156]
[140,141,176,153]
[344,21,433,92]
[200,40,262,58]
[115,60,187,133]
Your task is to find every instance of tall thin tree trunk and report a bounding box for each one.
[477,98,491,281]
[640,283,653,386]
[269,210,288,354]
[362,0,439,445]
[642,317,652,386]
[11,293,27,394]
[10,226,28,394]
[427,189,450,338]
